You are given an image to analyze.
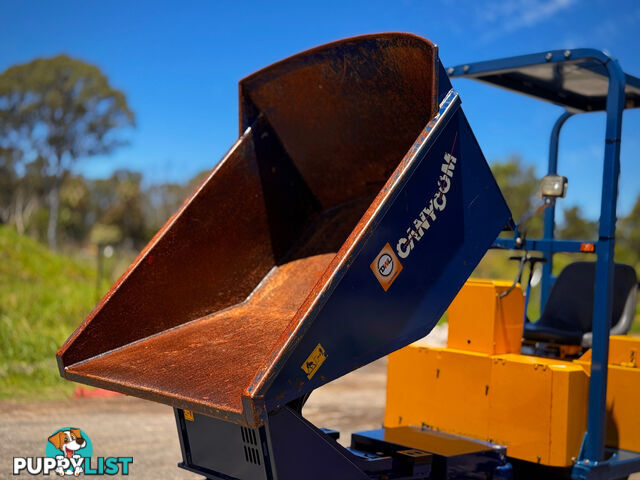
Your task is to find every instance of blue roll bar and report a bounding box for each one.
[450,48,635,476]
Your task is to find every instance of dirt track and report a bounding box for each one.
[0,360,386,479]
[3,330,639,479]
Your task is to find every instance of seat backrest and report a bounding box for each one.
[538,262,637,338]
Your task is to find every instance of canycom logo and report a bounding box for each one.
[13,427,133,476]
[369,151,458,292]
[396,152,457,260]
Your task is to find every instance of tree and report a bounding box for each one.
[143,182,189,238]
[620,194,640,253]
[557,206,597,240]
[617,193,640,270]
[0,55,134,249]
[0,146,47,235]
[0,147,20,224]
[90,170,146,248]
[59,174,91,244]
[490,155,543,237]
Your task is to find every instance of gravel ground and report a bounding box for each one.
[1,396,190,479]
[3,326,638,479]
[0,359,387,480]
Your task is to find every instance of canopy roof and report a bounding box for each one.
[448,49,640,112]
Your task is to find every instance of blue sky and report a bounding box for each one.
[3,0,640,219]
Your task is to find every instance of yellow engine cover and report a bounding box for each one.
[576,336,640,453]
[385,346,588,466]
[385,280,640,467]
[447,279,524,355]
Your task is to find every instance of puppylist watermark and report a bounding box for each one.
[13,427,133,476]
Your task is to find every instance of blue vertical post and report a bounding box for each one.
[541,111,573,311]
[583,56,626,464]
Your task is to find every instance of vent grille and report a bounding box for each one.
[240,426,261,466]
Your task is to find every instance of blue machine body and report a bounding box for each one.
[257,88,512,414]
[169,35,514,480]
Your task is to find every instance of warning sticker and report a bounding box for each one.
[184,410,194,422]
[301,343,327,380]
[370,242,403,291]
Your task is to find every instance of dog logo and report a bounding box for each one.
[370,243,403,291]
[47,428,91,476]
[13,427,133,476]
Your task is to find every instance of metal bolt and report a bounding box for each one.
[564,50,571,58]
[463,65,470,73]
[545,52,552,61]
[447,67,454,75]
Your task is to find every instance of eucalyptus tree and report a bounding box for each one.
[0,55,134,248]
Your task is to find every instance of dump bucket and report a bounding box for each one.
[57,33,512,428]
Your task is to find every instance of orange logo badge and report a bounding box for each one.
[370,243,403,291]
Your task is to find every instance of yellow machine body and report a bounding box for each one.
[385,279,640,467]
[447,279,524,355]
[576,336,640,453]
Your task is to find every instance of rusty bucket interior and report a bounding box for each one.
[57,33,440,422]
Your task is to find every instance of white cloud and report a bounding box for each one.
[477,0,576,42]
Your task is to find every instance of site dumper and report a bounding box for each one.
[57,34,513,479]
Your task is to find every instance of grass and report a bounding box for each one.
[0,225,107,399]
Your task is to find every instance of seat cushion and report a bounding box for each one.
[523,262,637,346]
[523,322,583,345]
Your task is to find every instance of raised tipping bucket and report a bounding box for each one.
[57,33,512,427]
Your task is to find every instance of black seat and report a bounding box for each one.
[524,262,638,346]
